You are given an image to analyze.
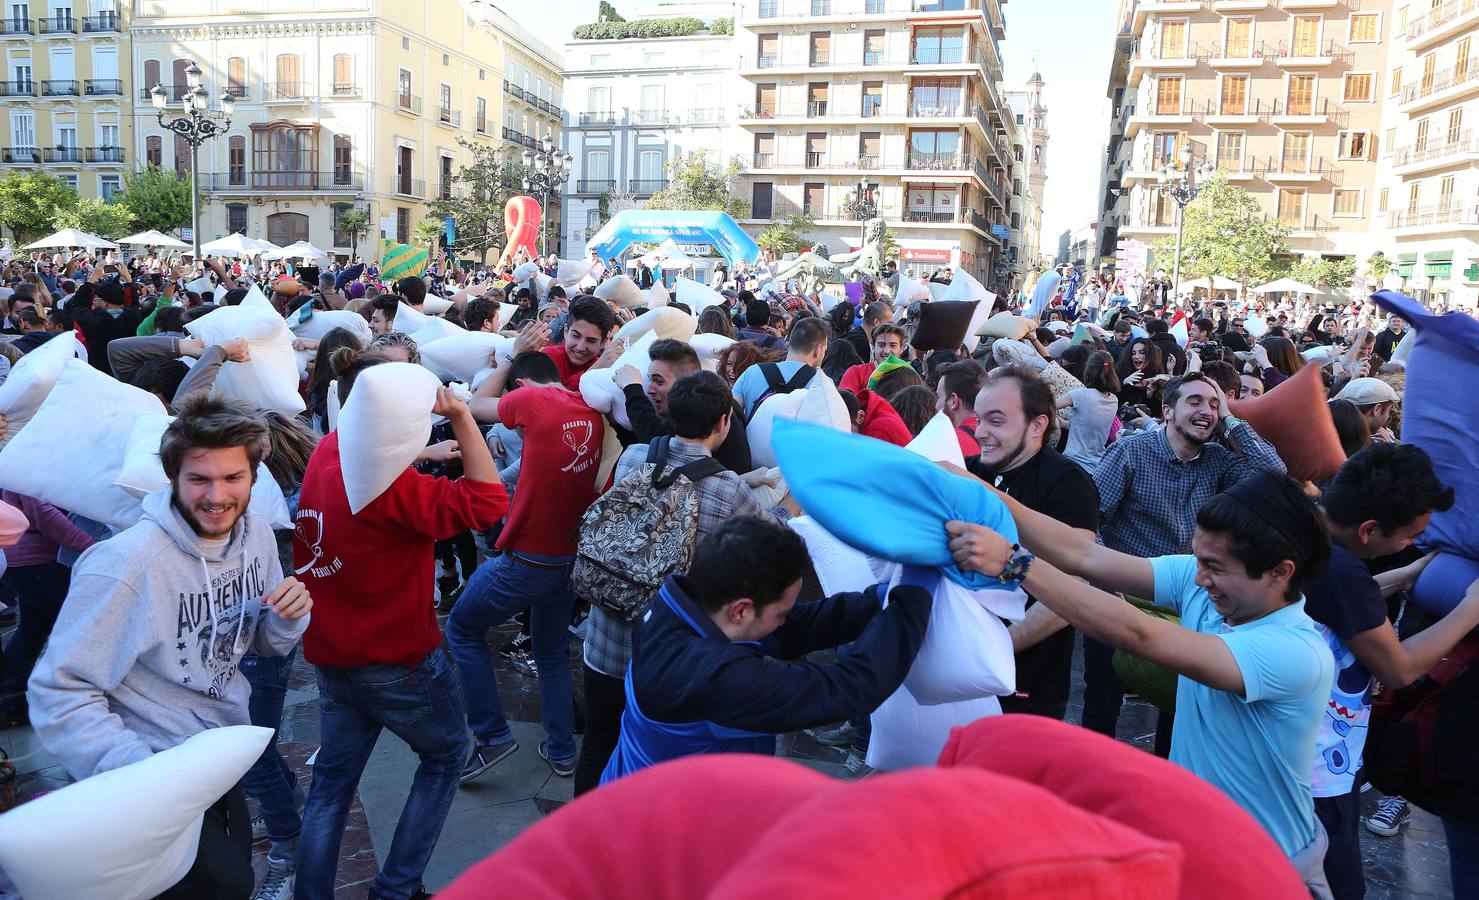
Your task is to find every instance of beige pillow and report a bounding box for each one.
[978,312,1034,340]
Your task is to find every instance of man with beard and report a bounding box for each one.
[964,365,1098,720]
[1085,371,1284,748]
[30,396,312,898]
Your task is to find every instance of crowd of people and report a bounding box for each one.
[0,240,1474,900]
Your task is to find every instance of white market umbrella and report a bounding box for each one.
[1176,275,1242,293]
[24,228,116,250]
[200,232,266,258]
[263,240,328,262]
[117,229,189,249]
[1252,278,1325,295]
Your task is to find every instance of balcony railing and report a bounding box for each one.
[1388,203,1479,228]
[629,179,668,194]
[87,146,125,163]
[204,171,366,192]
[633,109,673,125]
[41,79,78,96]
[265,82,310,101]
[1401,63,1479,105]
[1254,154,1341,179]
[396,93,423,114]
[689,108,725,124]
[909,100,966,118]
[0,17,31,34]
[751,153,900,169]
[331,83,360,97]
[753,152,775,166]
[747,0,985,15]
[82,13,120,32]
[1272,38,1351,62]
[85,78,123,96]
[807,100,828,117]
[805,151,827,166]
[395,178,426,198]
[578,112,616,126]
[41,147,81,163]
[1,147,40,164]
[1202,39,1270,60]
[1407,0,1478,40]
[503,126,537,148]
[224,85,249,99]
[1393,131,1474,167]
[575,179,616,193]
[438,108,462,126]
[0,81,34,97]
[36,14,75,33]
[906,151,974,171]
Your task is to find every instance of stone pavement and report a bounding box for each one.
[0,618,1453,898]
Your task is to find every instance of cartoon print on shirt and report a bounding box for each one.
[1316,624,1369,777]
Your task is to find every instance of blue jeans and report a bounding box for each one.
[296,649,468,900]
[1443,815,1479,899]
[238,648,303,868]
[446,551,577,763]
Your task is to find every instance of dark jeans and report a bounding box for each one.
[998,696,1069,720]
[297,649,467,900]
[573,663,625,796]
[1079,634,1126,737]
[239,649,303,868]
[0,562,71,716]
[1443,815,1479,900]
[1314,778,1365,900]
[437,531,478,583]
[154,785,252,899]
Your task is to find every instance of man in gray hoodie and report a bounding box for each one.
[28,394,312,899]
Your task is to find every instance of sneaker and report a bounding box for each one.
[436,581,463,613]
[812,723,857,748]
[251,861,294,900]
[1365,796,1411,837]
[459,739,519,785]
[250,812,267,843]
[498,631,531,658]
[507,649,538,678]
[841,750,871,779]
[539,741,575,777]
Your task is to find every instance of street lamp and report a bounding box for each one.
[844,175,877,251]
[520,131,571,257]
[1156,145,1214,299]
[152,59,234,261]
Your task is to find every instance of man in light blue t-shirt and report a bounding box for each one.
[945,470,1335,891]
[731,318,830,419]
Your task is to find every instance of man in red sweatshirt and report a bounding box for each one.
[293,359,508,900]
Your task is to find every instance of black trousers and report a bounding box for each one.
[1314,778,1367,900]
[155,784,253,899]
[572,663,626,797]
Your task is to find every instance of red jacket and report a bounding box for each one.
[296,432,508,668]
[857,389,912,447]
[838,362,874,397]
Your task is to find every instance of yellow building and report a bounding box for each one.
[0,2,131,201]
[131,0,562,261]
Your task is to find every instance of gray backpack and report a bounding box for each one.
[571,437,725,622]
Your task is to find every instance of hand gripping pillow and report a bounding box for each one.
[909,300,978,353]
[113,412,292,529]
[185,303,305,415]
[409,315,466,349]
[578,331,658,430]
[676,277,726,314]
[0,359,167,530]
[689,332,735,372]
[616,306,697,344]
[0,331,78,448]
[867,685,1001,771]
[288,309,373,378]
[788,515,876,595]
[773,419,1020,590]
[512,261,541,283]
[337,362,440,513]
[1226,362,1345,483]
[0,725,272,900]
[978,311,1035,340]
[420,332,513,384]
[594,275,645,309]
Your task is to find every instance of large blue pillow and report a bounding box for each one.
[771,419,1021,590]
[1412,554,1479,617]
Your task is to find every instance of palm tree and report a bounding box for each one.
[1365,251,1392,289]
[338,208,370,260]
[411,218,443,260]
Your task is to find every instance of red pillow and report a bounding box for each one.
[937,715,1308,900]
[1226,363,1345,482]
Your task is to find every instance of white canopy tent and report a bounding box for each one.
[1251,278,1327,295]
[1176,275,1243,294]
[117,230,190,249]
[263,240,329,262]
[23,229,116,250]
[200,233,273,258]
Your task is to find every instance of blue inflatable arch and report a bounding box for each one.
[586,210,761,268]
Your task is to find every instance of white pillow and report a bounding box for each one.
[594,275,644,309]
[112,412,292,529]
[497,303,519,331]
[287,309,372,379]
[645,282,671,308]
[241,282,274,310]
[897,575,1017,706]
[798,372,851,431]
[578,331,657,430]
[0,331,78,448]
[894,274,931,306]
[978,312,1034,340]
[690,332,735,372]
[0,359,167,530]
[185,303,305,415]
[419,332,513,384]
[393,301,429,334]
[337,362,440,513]
[512,261,540,283]
[866,685,1001,771]
[1390,328,1415,367]
[0,725,272,900]
[788,515,876,595]
[1302,344,1336,365]
[409,315,465,348]
[422,295,453,315]
[1244,315,1270,339]
[532,272,555,301]
[1170,317,1189,347]
[555,257,601,287]
[906,413,966,467]
[676,277,726,314]
[927,281,950,302]
[616,306,697,343]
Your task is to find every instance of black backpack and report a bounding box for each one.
[747,363,815,423]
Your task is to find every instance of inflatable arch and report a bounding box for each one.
[586,210,761,268]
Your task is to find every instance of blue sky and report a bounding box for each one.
[495,0,1116,255]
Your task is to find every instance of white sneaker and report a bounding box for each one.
[252,861,294,900]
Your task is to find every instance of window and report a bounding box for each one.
[98,122,119,150]
[643,51,664,64]
[226,203,247,235]
[1337,130,1369,159]
[638,149,664,183]
[589,54,609,66]
[640,84,664,117]
[752,182,773,218]
[1396,5,1408,33]
[1407,182,1420,215]
[1439,175,1455,209]
[397,146,414,195]
[810,31,831,67]
[753,132,774,166]
[806,132,827,166]
[1285,74,1314,115]
[8,110,32,153]
[440,155,453,199]
[1291,15,1321,57]
[398,68,413,107]
[1155,76,1182,114]
[145,134,161,166]
[333,134,351,184]
[909,128,959,165]
[1421,54,1436,93]
[1384,127,1396,151]
[1151,188,1174,226]
[587,85,610,116]
[227,57,246,96]
[331,203,354,247]
[332,54,352,94]
[401,36,410,51]
[1151,131,1178,167]
[439,82,452,116]
[396,207,410,244]
[1224,17,1253,57]
[1448,108,1464,146]
[1215,131,1244,170]
[1282,132,1311,171]
[1458,38,1471,81]
[807,82,828,117]
[1332,189,1362,217]
[1277,189,1306,228]
[802,182,824,216]
[912,77,961,116]
[1378,187,1388,212]
[173,133,190,175]
[585,149,609,182]
[1390,66,1403,96]
[1159,19,1186,58]
[757,33,777,66]
[859,131,880,167]
[1220,75,1248,115]
[907,185,958,222]
[1416,117,1430,150]
[864,29,885,66]
[1349,13,1379,42]
[228,135,245,185]
[442,53,450,67]
[1343,73,1373,101]
[862,81,883,116]
[264,212,309,246]
[912,26,964,65]
[274,54,300,97]
[475,97,487,133]
[143,58,159,91]
[755,83,776,115]
[251,122,319,187]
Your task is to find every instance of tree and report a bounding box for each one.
[1149,171,1288,297]
[0,170,77,245]
[1286,254,1356,290]
[426,137,527,263]
[756,213,814,255]
[336,208,371,260]
[598,1,625,22]
[116,166,194,234]
[51,196,136,239]
[1365,251,1393,288]
[411,218,443,258]
[643,152,750,219]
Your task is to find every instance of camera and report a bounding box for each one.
[1196,340,1224,363]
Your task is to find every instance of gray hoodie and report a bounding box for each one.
[28,489,308,780]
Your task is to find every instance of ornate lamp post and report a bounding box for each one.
[844,174,877,250]
[151,60,234,260]
[1156,145,1214,299]
[520,132,572,257]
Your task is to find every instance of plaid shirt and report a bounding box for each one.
[583,438,790,677]
[1096,422,1285,558]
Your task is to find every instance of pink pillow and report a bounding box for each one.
[0,500,26,548]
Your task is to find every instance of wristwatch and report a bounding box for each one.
[1001,544,1036,583]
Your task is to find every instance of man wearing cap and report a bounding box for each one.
[1335,378,1399,443]
[72,267,141,375]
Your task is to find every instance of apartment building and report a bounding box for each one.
[732,0,1015,284]
[1100,0,1393,271]
[470,0,565,157]
[130,0,561,260]
[563,20,734,269]
[0,0,129,202]
[1374,0,1478,309]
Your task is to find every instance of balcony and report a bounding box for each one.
[1387,203,1479,231]
[1,146,40,164]
[1406,0,1479,50]
[85,78,123,96]
[1205,40,1270,67]
[753,152,775,167]
[331,83,361,98]
[396,93,423,115]
[1392,132,1477,175]
[438,108,461,127]
[1131,1,1205,32]
[1269,96,1347,126]
[804,151,828,167]
[688,108,725,125]
[629,179,668,195]
[0,81,34,97]
[36,15,75,34]
[41,146,81,164]
[0,17,31,35]
[632,109,674,126]
[578,111,615,126]
[502,127,537,148]
[1400,64,1479,112]
[1212,0,1269,8]
[40,79,78,97]
[1272,38,1352,66]
[807,100,828,117]
[1128,42,1201,78]
[394,178,425,198]
[1256,154,1341,182]
[575,180,615,194]
[204,171,365,192]
[264,82,310,102]
[908,99,967,119]
[82,13,120,32]
[87,146,124,163]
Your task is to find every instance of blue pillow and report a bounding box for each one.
[771,419,1021,590]
[1025,271,1062,321]
[1413,553,1479,617]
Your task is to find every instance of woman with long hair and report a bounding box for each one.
[715,340,783,387]
[828,301,856,340]
[696,306,737,338]
[305,327,367,434]
[1059,350,1122,474]
[1253,335,1303,389]
[1115,337,1165,410]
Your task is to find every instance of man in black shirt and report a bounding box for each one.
[965,364,1098,719]
[613,339,752,474]
[1373,315,1405,362]
[841,300,893,362]
[72,276,141,376]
